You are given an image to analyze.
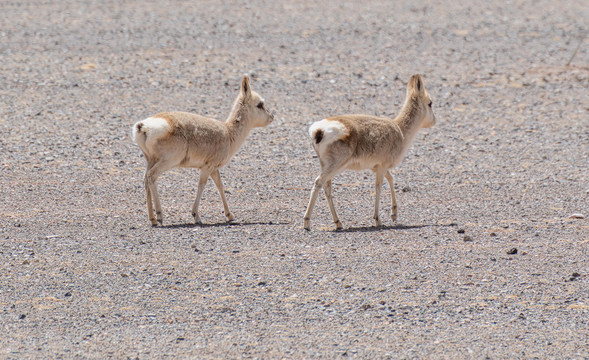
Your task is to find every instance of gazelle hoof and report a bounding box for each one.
[303,218,311,230]
[192,212,202,225]
[226,213,235,222]
[335,220,343,230]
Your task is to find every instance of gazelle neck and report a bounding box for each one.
[225,95,254,152]
[395,95,423,140]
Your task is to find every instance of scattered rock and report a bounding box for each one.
[463,235,473,242]
[489,232,497,237]
[568,213,585,219]
[457,229,465,234]
[507,248,518,255]
[19,314,26,320]
[567,272,581,281]
[64,292,72,297]
[360,304,373,310]
[80,63,97,70]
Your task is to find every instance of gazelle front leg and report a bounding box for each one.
[384,170,398,222]
[323,180,342,230]
[210,169,234,222]
[192,169,211,224]
[373,166,385,226]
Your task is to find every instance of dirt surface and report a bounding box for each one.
[1,0,588,358]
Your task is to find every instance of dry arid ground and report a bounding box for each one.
[1,0,588,358]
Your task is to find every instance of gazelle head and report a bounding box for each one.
[240,76,274,127]
[407,74,435,128]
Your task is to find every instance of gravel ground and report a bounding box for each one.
[1,0,588,358]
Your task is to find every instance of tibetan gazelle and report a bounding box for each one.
[303,74,435,230]
[133,76,274,226]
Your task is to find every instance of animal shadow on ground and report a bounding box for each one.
[337,222,457,233]
[158,221,288,229]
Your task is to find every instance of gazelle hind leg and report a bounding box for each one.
[144,167,157,226]
[323,180,342,229]
[210,169,234,222]
[146,161,173,226]
[304,160,347,230]
[384,170,398,222]
[303,175,323,230]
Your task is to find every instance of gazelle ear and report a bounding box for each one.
[241,76,251,97]
[408,74,424,95]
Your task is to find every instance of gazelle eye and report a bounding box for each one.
[257,102,264,109]
[428,101,432,107]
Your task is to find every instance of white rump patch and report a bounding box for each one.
[309,119,349,157]
[133,117,172,154]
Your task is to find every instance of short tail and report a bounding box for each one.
[132,120,146,144]
[313,129,324,144]
[132,120,151,157]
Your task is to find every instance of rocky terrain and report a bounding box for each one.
[1,0,588,358]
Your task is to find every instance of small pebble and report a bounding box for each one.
[568,213,584,219]
[507,247,518,255]
[457,229,465,234]
[463,235,473,242]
